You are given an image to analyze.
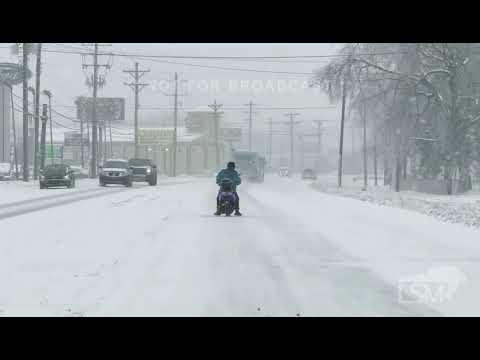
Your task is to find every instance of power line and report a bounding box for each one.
[12,91,80,125]
[36,103,337,111]
[12,103,79,131]
[1,46,411,59]
[1,46,411,76]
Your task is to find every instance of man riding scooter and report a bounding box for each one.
[215,161,242,216]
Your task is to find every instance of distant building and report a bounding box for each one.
[49,109,227,175]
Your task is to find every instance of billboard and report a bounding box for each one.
[64,132,89,147]
[185,111,222,134]
[138,128,174,146]
[221,128,242,141]
[76,97,125,122]
[185,115,208,132]
[62,147,75,161]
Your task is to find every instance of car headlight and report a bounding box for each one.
[146,168,151,174]
[40,175,45,180]
[64,175,70,179]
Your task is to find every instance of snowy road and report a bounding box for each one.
[1,175,480,316]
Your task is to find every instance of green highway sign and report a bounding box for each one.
[44,144,63,159]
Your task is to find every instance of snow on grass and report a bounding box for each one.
[312,174,480,229]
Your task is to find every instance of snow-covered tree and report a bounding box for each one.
[312,43,480,193]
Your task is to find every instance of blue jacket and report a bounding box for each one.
[216,168,241,191]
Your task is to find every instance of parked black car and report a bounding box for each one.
[40,164,76,189]
[301,168,317,180]
[128,158,157,186]
[99,159,133,187]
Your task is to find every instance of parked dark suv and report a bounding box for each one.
[99,159,133,187]
[128,158,157,186]
[40,164,76,189]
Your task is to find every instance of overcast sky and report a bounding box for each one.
[1,43,346,150]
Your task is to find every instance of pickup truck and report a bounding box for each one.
[128,158,158,186]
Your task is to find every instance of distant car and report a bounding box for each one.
[99,159,133,187]
[278,166,289,177]
[40,164,76,189]
[70,166,89,179]
[128,158,157,186]
[0,162,12,181]
[301,168,317,180]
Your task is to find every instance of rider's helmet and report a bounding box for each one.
[227,161,235,169]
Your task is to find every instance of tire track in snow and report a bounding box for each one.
[0,186,104,210]
[0,187,129,221]
[242,184,442,316]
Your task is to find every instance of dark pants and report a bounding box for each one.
[217,192,240,211]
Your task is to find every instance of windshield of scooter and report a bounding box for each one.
[219,179,233,192]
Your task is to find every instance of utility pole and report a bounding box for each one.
[394,127,401,192]
[312,120,330,154]
[161,72,187,176]
[123,62,150,158]
[208,100,223,170]
[373,115,378,186]
[351,126,355,159]
[9,85,19,179]
[268,118,273,166]
[40,103,47,170]
[109,117,113,158]
[103,124,107,159]
[82,43,111,177]
[338,76,347,187]
[22,43,29,181]
[362,98,368,190]
[42,90,53,165]
[245,101,256,152]
[309,120,329,171]
[80,109,85,168]
[91,43,99,175]
[173,72,178,176]
[28,86,36,177]
[99,123,103,164]
[33,43,41,180]
[284,113,301,172]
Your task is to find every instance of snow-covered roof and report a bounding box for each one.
[187,105,214,113]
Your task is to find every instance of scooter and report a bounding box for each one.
[216,178,237,216]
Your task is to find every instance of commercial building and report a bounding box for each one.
[46,107,227,176]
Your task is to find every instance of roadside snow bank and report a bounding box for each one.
[312,180,480,229]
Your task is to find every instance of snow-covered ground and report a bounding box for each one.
[0,178,100,205]
[1,174,480,316]
[313,173,480,229]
